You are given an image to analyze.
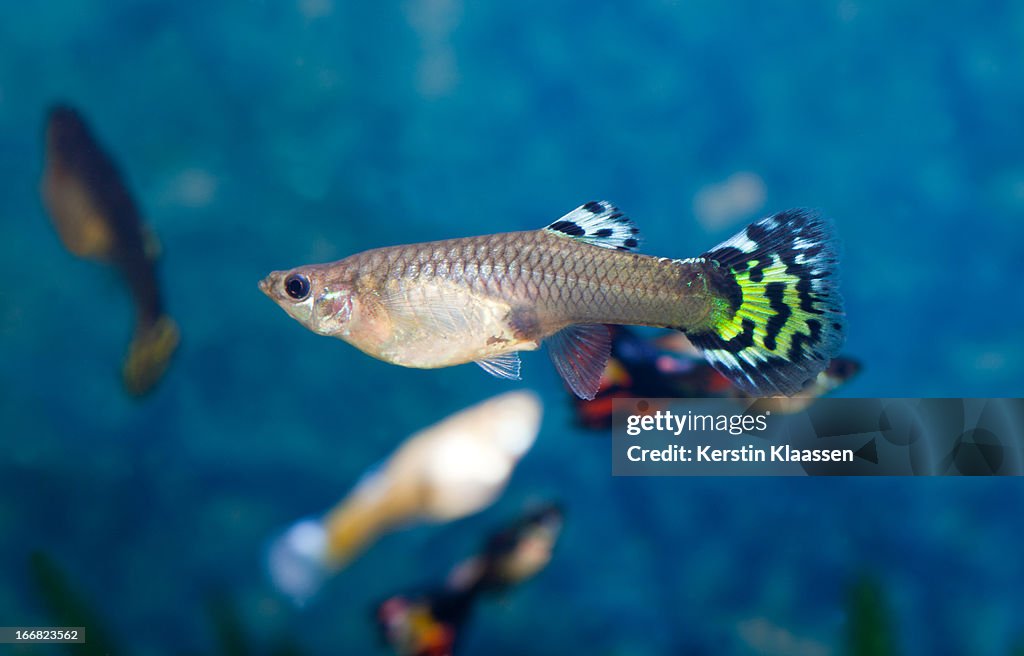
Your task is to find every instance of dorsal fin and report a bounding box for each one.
[544,201,640,251]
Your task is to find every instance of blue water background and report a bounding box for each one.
[1,1,1023,654]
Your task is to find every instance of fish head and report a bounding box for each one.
[259,265,357,337]
[45,104,90,155]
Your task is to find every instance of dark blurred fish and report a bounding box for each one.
[261,203,844,399]
[376,503,564,656]
[755,355,861,414]
[573,326,861,429]
[447,502,564,594]
[41,104,178,395]
[376,590,470,656]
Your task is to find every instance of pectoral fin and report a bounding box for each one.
[475,352,522,380]
[548,324,611,400]
[380,282,478,336]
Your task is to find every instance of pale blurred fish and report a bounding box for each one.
[266,390,541,606]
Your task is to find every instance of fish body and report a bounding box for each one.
[377,590,469,656]
[267,228,713,362]
[41,105,179,395]
[262,202,844,398]
[461,503,564,592]
[266,391,541,606]
[43,106,160,320]
[377,503,564,656]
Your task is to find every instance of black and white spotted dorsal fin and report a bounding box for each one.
[543,201,640,251]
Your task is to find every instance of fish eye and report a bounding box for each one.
[284,273,311,300]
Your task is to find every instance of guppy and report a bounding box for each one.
[41,104,179,395]
[260,202,844,399]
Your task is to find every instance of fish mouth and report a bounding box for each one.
[258,273,278,298]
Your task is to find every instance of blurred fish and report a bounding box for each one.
[376,590,470,656]
[755,356,861,414]
[573,326,861,429]
[40,104,179,395]
[446,502,564,594]
[267,391,541,606]
[377,503,564,656]
[260,203,844,399]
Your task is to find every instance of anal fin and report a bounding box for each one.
[475,352,522,380]
[548,324,611,400]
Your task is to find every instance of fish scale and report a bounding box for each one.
[348,230,711,337]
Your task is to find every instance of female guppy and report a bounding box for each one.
[42,105,179,395]
[260,202,844,399]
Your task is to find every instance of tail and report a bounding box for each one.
[266,518,330,607]
[684,209,845,396]
[122,315,179,395]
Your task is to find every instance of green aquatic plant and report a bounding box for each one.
[29,552,306,656]
[205,592,250,656]
[846,574,898,656]
[28,551,122,656]
[203,590,308,656]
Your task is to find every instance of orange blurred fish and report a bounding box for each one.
[573,326,861,429]
[41,104,178,395]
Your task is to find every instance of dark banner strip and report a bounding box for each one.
[611,399,1024,476]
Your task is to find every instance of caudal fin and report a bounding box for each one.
[685,209,845,396]
[122,315,179,395]
[266,518,329,607]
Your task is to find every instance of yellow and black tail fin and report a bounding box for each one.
[686,209,845,397]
